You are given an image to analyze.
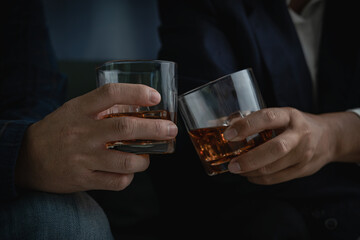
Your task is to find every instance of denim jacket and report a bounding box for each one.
[0,0,66,201]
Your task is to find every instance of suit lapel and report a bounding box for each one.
[247,0,314,112]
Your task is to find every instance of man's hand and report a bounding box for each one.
[15,83,178,193]
[223,107,360,185]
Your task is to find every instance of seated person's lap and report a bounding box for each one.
[0,191,113,240]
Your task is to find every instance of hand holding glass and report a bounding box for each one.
[179,68,274,175]
[96,60,177,154]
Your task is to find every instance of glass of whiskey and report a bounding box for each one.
[96,60,177,154]
[179,68,274,176]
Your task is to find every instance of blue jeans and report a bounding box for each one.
[0,191,114,240]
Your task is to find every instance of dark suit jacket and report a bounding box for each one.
[151,0,360,238]
[0,0,66,201]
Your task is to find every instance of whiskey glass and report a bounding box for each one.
[179,68,274,175]
[96,60,177,154]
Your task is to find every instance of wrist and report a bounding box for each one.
[15,122,37,191]
[326,111,360,163]
[0,120,34,200]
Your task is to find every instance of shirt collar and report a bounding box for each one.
[287,0,324,20]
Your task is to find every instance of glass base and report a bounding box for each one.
[107,139,175,154]
[204,160,230,176]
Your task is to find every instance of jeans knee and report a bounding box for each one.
[0,191,113,240]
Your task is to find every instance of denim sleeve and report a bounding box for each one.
[0,121,34,201]
[0,0,67,201]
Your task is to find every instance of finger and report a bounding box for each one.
[248,149,326,185]
[228,129,300,173]
[95,117,178,142]
[88,171,135,191]
[247,165,301,185]
[75,83,161,115]
[88,149,150,174]
[240,131,313,177]
[240,152,298,177]
[223,108,291,141]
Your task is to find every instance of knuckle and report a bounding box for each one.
[120,154,135,172]
[303,147,315,161]
[289,108,306,124]
[61,100,75,113]
[288,107,300,117]
[102,83,117,96]
[258,165,269,175]
[301,124,311,138]
[263,109,277,122]
[154,120,165,137]
[102,83,119,100]
[60,125,80,141]
[62,97,84,113]
[109,174,133,191]
[114,118,136,137]
[294,163,306,172]
[241,158,256,172]
[257,161,276,176]
[272,138,289,155]
[70,152,85,164]
[245,118,254,131]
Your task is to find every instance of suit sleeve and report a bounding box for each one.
[0,0,66,201]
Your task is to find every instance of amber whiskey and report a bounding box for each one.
[189,126,273,175]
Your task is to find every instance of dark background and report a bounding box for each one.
[43,0,161,99]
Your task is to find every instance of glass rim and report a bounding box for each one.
[178,68,253,99]
[96,59,176,70]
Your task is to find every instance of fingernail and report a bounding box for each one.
[168,124,178,137]
[223,128,238,140]
[228,162,241,173]
[150,90,161,104]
